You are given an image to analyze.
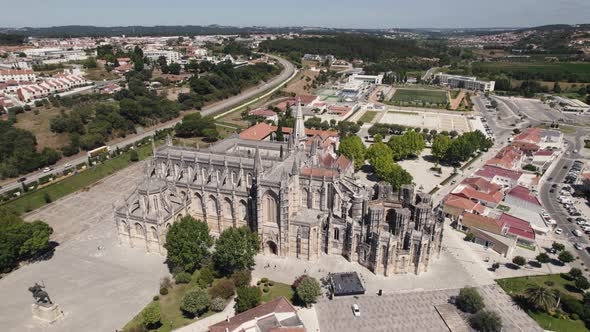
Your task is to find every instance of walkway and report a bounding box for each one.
[174,299,235,332]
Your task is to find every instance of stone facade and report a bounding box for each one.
[114,104,444,276]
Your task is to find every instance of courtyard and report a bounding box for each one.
[0,162,168,332]
[380,108,472,133]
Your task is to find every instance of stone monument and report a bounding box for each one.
[29,282,63,323]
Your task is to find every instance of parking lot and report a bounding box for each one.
[380,108,472,133]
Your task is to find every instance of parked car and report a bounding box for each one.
[575,243,584,250]
[573,229,583,237]
[555,228,563,235]
[42,167,51,173]
[352,304,360,317]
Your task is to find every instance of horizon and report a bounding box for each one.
[1,0,590,29]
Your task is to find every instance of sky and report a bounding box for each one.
[1,0,589,29]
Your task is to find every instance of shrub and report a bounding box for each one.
[43,192,52,203]
[210,297,226,312]
[464,233,475,242]
[175,272,191,284]
[292,274,309,290]
[153,295,159,301]
[558,250,574,263]
[570,268,583,280]
[575,276,590,291]
[231,269,252,288]
[544,281,554,287]
[536,253,550,264]
[512,256,526,267]
[561,294,584,317]
[141,302,161,329]
[295,276,322,307]
[160,277,172,289]
[456,287,485,314]
[209,278,236,300]
[260,277,269,284]
[268,281,274,286]
[234,286,262,313]
[552,242,565,252]
[180,287,210,317]
[197,265,215,288]
[263,286,270,293]
[571,313,580,320]
[469,310,502,332]
[491,263,500,270]
[130,149,139,162]
[159,287,169,295]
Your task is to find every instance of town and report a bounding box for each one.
[1,6,590,332]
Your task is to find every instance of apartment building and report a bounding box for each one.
[435,73,495,91]
[0,69,36,83]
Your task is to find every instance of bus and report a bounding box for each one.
[87,145,110,158]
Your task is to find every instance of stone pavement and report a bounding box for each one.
[315,285,542,332]
[174,298,235,332]
[0,161,168,332]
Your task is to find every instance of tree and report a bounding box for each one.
[536,253,550,264]
[129,150,139,162]
[141,302,161,329]
[164,216,213,272]
[366,142,393,169]
[210,297,226,312]
[558,250,574,264]
[512,256,526,267]
[469,310,502,332]
[168,63,181,75]
[431,134,452,161]
[181,287,210,317]
[338,136,366,170]
[525,285,556,312]
[456,287,485,313]
[552,242,565,252]
[575,276,590,291]
[378,162,413,190]
[231,269,252,288]
[553,81,562,93]
[213,226,260,275]
[234,286,262,313]
[569,268,583,280]
[209,278,236,300]
[295,276,321,307]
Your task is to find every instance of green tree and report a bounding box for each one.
[295,276,321,307]
[512,256,526,267]
[558,250,574,264]
[234,286,262,313]
[141,302,161,329]
[536,253,550,264]
[431,134,452,161]
[209,278,236,300]
[164,216,213,272]
[213,226,260,275]
[210,297,226,312]
[469,310,502,332]
[552,242,565,251]
[366,142,393,169]
[456,287,485,313]
[129,150,139,162]
[378,162,413,190]
[180,287,210,317]
[575,276,590,291]
[569,268,583,280]
[338,136,366,170]
[524,285,556,312]
[231,269,252,288]
[553,81,562,93]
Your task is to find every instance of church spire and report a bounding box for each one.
[293,97,305,141]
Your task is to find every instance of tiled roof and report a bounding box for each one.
[475,165,523,181]
[499,213,536,240]
[444,194,486,214]
[507,186,541,206]
[462,177,502,194]
[239,122,338,141]
[209,296,298,332]
[454,185,504,204]
[301,168,339,177]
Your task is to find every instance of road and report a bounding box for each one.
[0,54,295,195]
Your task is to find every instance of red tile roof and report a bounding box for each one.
[250,109,278,117]
[462,177,502,194]
[455,185,504,204]
[301,168,339,177]
[507,186,541,206]
[499,213,536,240]
[239,122,338,141]
[209,296,298,332]
[444,194,486,214]
[475,165,523,181]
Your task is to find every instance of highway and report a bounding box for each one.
[0,54,295,195]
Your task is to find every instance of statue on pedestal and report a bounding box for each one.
[29,282,63,323]
[29,283,52,306]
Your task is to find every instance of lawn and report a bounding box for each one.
[391,88,448,107]
[2,143,153,214]
[123,270,218,332]
[497,274,589,332]
[259,281,294,304]
[359,111,378,123]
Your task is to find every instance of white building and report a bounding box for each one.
[435,73,495,92]
[0,69,36,83]
[349,73,384,85]
[553,96,590,113]
[143,50,181,64]
[16,74,90,102]
[24,48,90,64]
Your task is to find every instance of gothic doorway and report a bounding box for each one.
[266,241,278,255]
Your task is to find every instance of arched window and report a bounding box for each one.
[191,193,203,215]
[302,188,309,208]
[119,220,128,234]
[135,223,144,237]
[334,227,340,241]
[208,195,218,216]
[262,191,279,225]
[150,226,158,240]
[314,189,321,209]
[223,198,233,218]
[239,200,248,221]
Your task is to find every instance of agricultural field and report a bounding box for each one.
[391,88,448,108]
[472,61,590,83]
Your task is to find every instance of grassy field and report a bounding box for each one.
[497,274,588,332]
[13,107,70,150]
[2,143,153,214]
[359,111,378,123]
[83,62,119,81]
[259,281,294,303]
[123,270,218,332]
[391,88,448,106]
[473,62,590,83]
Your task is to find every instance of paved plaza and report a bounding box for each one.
[0,162,168,332]
[380,109,471,133]
[315,284,543,332]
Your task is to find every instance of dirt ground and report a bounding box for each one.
[13,107,70,150]
[162,86,190,101]
[284,69,318,95]
[448,90,466,110]
[83,62,118,81]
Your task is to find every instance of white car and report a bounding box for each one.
[42,167,51,173]
[64,163,72,168]
[555,228,563,235]
[573,229,583,237]
[352,304,360,317]
[575,243,584,250]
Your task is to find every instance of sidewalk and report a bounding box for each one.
[173,298,235,332]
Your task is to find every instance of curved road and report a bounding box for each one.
[0,54,295,195]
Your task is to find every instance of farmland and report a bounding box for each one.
[391,88,448,108]
[472,61,590,83]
